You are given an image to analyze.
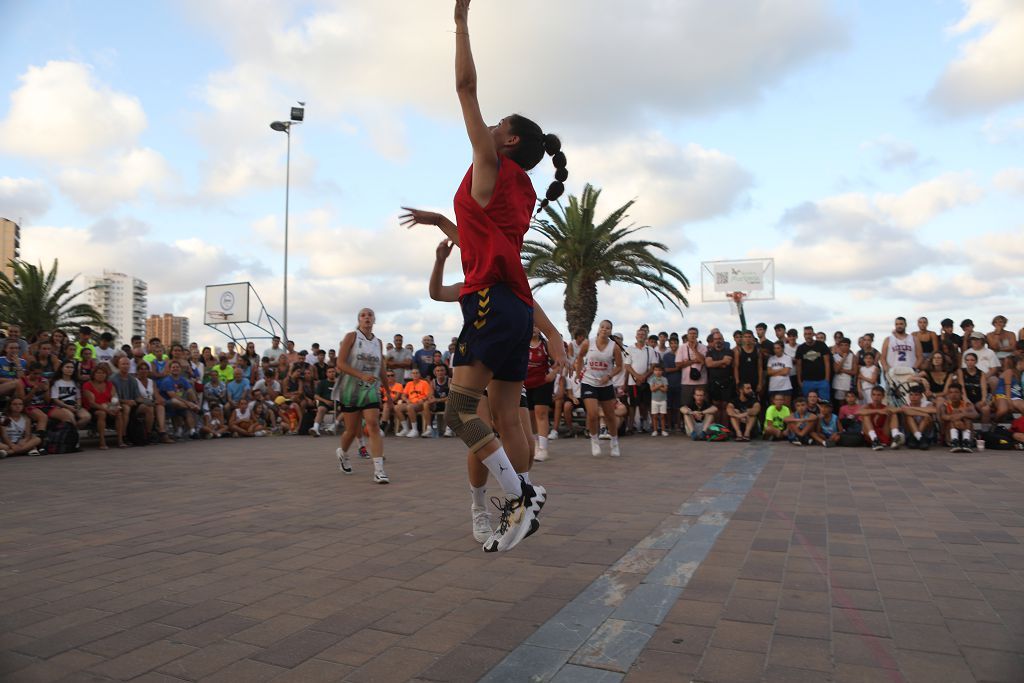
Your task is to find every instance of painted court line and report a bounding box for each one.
[480,444,773,683]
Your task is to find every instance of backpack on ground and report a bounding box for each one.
[838,432,863,448]
[125,409,149,446]
[705,424,731,442]
[46,421,81,454]
[982,427,1014,451]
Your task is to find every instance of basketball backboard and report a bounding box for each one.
[700,258,775,303]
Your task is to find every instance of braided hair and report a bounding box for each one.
[506,114,568,215]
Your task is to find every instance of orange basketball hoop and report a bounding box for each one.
[728,292,748,330]
[728,291,746,304]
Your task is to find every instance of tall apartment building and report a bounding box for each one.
[145,313,189,346]
[85,271,148,345]
[0,218,21,281]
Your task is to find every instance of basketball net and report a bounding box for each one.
[727,291,746,316]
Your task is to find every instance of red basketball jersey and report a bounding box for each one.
[453,158,536,306]
[525,341,551,389]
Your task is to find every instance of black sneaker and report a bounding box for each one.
[871,438,884,451]
[961,438,974,453]
[949,438,961,453]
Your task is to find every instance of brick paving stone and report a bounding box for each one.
[767,635,832,672]
[895,649,976,683]
[232,614,317,647]
[721,597,777,625]
[251,628,341,668]
[156,640,258,680]
[622,650,699,682]
[195,658,286,683]
[960,646,1024,683]
[708,619,773,653]
[345,646,438,683]
[87,639,196,680]
[775,610,830,639]
[417,643,506,682]
[694,646,766,683]
[266,658,353,683]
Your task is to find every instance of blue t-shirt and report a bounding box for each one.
[0,357,26,380]
[158,375,192,400]
[819,413,839,437]
[226,379,251,402]
[662,350,681,388]
[414,348,435,377]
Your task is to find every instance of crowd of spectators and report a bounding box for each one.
[0,314,1021,458]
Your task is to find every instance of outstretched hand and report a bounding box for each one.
[454,0,470,25]
[435,239,454,260]
[399,207,442,229]
[549,342,571,377]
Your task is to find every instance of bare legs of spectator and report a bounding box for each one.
[26,407,47,434]
[93,408,122,449]
[0,379,22,399]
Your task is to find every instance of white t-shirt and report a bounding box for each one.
[51,378,81,406]
[962,346,998,374]
[4,414,29,443]
[136,377,155,401]
[94,346,117,365]
[766,354,793,392]
[832,352,855,392]
[623,344,658,386]
[233,404,253,422]
[783,342,798,375]
[581,337,616,386]
[253,378,281,396]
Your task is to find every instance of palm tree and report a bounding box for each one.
[523,184,690,336]
[0,259,114,339]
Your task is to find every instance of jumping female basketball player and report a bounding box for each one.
[398,0,569,553]
[334,308,393,484]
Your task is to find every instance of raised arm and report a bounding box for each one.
[428,239,464,302]
[453,0,499,207]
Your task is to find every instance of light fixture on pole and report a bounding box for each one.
[269,101,304,343]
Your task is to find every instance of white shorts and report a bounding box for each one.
[651,400,667,415]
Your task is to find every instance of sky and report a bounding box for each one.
[1,0,1023,351]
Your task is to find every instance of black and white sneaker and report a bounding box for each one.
[949,438,961,453]
[961,439,974,454]
[373,470,390,484]
[482,480,546,553]
[335,448,353,474]
[871,438,884,451]
[891,433,905,450]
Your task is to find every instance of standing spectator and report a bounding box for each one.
[755,323,774,362]
[913,317,939,366]
[784,328,800,386]
[796,326,832,401]
[386,333,414,385]
[879,317,922,405]
[858,352,880,404]
[414,335,436,377]
[733,330,763,398]
[312,350,328,381]
[263,336,286,362]
[766,342,794,407]
[831,337,858,407]
[648,364,669,437]
[73,326,97,361]
[663,335,682,431]
[82,363,123,449]
[284,339,300,365]
[938,318,962,367]
[210,355,234,383]
[624,327,658,433]
[1,397,42,457]
[960,319,977,351]
[677,326,707,409]
[705,332,734,414]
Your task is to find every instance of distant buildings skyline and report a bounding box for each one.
[85,270,147,345]
[146,313,189,346]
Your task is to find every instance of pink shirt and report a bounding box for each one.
[676,342,708,386]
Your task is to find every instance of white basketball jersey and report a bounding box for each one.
[886,334,916,369]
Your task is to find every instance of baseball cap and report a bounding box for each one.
[970,331,985,340]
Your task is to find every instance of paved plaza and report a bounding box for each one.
[1,434,1023,682]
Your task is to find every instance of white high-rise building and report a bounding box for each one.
[85,271,148,345]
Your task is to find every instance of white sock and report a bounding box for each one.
[962,430,971,441]
[891,428,900,438]
[313,422,319,429]
[610,436,619,445]
[403,420,410,430]
[342,444,353,457]
[914,431,923,441]
[481,447,522,498]
[591,435,599,446]
[471,485,487,508]
[949,428,959,441]
[521,471,531,485]
[868,430,878,440]
[538,436,548,450]
[372,456,384,473]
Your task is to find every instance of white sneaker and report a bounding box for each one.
[310,425,321,437]
[336,448,352,474]
[255,430,267,437]
[591,440,602,457]
[421,430,432,438]
[661,431,670,437]
[373,470,390,484]
[651,431,659,438]
[406,429,419,438]
[444,427,454,437]
[610,441,621,457]
[396,425,408,437]
[547,429,558,440]
[472,504,493,543]
[535,448,548,462]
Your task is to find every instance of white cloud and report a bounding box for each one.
[928,0,1024,115]
[860,136,926,171]
[0,61,146,163]
[874,172,984,228]
[993,167,1024,194]
[57,148,176,213]
[0,177,50,222]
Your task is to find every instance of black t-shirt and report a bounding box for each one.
[796,341,830,381]
[758,339,775,365]
[707,347,732,382]
[736,346,760,386]
[730,394,758,413]
[687,397,711,413]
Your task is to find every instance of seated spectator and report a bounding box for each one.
[960,319,976,351]
[73,326,97,361]
[915,352,954,409]
[838,391,862,434]
[766,342,793,407]
[681,387,717,441]
[94,332,117,365]
[1011,411,1024,449]
[311,366,338,437]
[992,356,1023,424]
[785,396,817,446]
[988,315,1015,361]
[897,385,936,450]
[762,393,791,441]
[50,360,90,429]
[806,389,823,415]
[0,339,27,399]
[427,364,452,437]
[312,350,328,381]
[204,369,227,411]
[158,360,200,440]
[143,338,169,379]
[381,371,403,435]
[958,352,992,425]
[210,355,234,383]
[51,329,72,362]
[21,362,50,438]
[82,362,123,449]
[812,400,840,447]
[225,367,252,409]
[860,385,898,450]
[200,404,229,439]
[1,397,42,457]
[111,356,149,447]
[940,383,978,452]
[229,398,265,437]
[937,318,962,367]
[913,317,939,367]
[1,323,29,358]
[75,347,96,384]
[962,332,999,378]
[726,381,760,441]
[30,340,62,381]
[396,367,431,438]
[135,361,171,443]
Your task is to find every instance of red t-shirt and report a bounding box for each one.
[1012,415,1024,435]
[454,158,536,306]
[525,341,551,389]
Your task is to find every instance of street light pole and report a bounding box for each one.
[270,103,303,343]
